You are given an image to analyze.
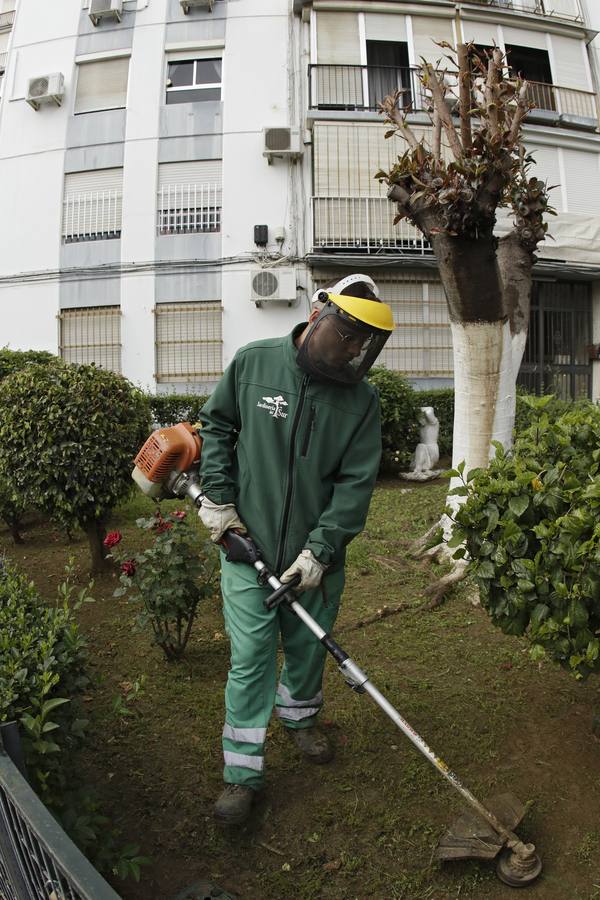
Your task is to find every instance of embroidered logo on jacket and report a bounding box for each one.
[257,395,288,419]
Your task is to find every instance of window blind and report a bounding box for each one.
[63,168,123,240]
[75,57,130,114]
[365,14,407,43]
[550,35,588,89]
[316,12,361,64]
[411,16,454,66]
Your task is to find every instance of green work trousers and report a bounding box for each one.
[220,553,344,790]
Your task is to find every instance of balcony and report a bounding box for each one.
[309,65,598,130]
[463,0,583,22]
[0,9,14,30]
[157,183,221,235]
[62,191,122,243]
[312,197,432,256]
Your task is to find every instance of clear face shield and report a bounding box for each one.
[297,302,392,386]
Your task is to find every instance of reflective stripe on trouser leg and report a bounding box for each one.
[276,567,345,730]
[220,554,280,789]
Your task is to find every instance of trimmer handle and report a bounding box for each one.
[218,529,262,565]
[263,575,301,611]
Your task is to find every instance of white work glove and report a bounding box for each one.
[198,497,246,543]
[280,549,326,592]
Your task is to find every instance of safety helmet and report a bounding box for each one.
[298,277,395,386]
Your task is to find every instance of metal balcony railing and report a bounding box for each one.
[309,65,597,125]
[157,183,221,234]
[62,191,122,242]
[0,52,7,73]
[309,65,428,113]
[312,197,432,255]
[463,0,583,21]
[0,9,15,29]
[526,80,597,120]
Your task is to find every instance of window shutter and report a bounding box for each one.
[365,14,407,43]
[503,27,547,51]
[550,35,588,89]
[63,168,123,239]
[316,12,360,64]
[75,57,130,114]
[157,160,222,233]
[155,302,223,381]
[562,149,600,214]
[461,21,498,45]
[522,143,562,212]
[60,307,121,373]
[411,16,454,66]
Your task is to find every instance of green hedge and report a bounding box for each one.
[0,348,57,381]
[367,368,420,472]
[0,561,89,806]
[149,393,209,427]
[452,399,600,680]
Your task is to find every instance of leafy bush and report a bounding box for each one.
[148,393,209,428]
[414,388,454,457]
[0,560,90,805]
[0,347,57,381]
[110,509,219,660]
[450,397,600,680]
[368,367,420,472]
[0,363,152,572]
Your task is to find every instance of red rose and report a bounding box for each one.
[121,559,136,577]
[103,531,122,549]
[155,522,173,534]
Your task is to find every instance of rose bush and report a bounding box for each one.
[110,509,219,661]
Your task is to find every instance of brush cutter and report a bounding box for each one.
[132,423,543,888]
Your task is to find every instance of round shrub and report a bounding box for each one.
[0,363,152,572]
[368,367,420,472]
[0,347,57,381]
[451,398,600,679]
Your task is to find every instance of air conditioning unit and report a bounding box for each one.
[263,127,303,164]
[89,0,123,26]
[26,73,65,110]
[181,0,214,13]
[250,268,297,307]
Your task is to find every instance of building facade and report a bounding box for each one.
[1,0,600,400]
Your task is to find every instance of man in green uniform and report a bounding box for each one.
[198,274,394,825]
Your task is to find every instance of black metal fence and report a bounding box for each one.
[309,64,429,112]
[0,725,122,900]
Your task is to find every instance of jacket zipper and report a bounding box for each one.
[276,375,309,573]
[300,404,316,458]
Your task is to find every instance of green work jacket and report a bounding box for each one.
[198,325,381,574]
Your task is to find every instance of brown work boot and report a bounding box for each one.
[214,784,255,826]
[287,726,334,764]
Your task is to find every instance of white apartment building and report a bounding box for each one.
[1,0,599,400]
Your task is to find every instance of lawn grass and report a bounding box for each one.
[2,480,600,900]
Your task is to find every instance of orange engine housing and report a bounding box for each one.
[134,422,202,484]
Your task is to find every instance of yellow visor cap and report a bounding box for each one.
[327,294,395,332]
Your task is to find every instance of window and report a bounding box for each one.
[62,168,123,242]
[166,58,221,104]
[59,306,121,373]
[74,56,130,114]
[506,44,554,111]
[155,302,223,382]
[366,40,410,111]
[157,160,222,234]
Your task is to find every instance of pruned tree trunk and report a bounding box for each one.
[83,519,110,575]
[378,43,553,595]
[2,514,24,545]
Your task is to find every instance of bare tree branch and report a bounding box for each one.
[508,81,530,146]
[432,107,442,165]
[379,93,420,151]
[457,43,472,152]
[484,48,503,139]
[422,64,463,161]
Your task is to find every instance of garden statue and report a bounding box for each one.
[401,406,441,481]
